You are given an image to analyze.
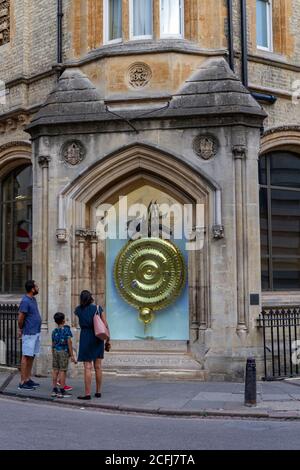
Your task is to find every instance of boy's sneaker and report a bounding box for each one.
[18,382,35,391]
[27,379,40,388]
[51,387,59,397]
[57,383,73,392]
[57,388,72,398]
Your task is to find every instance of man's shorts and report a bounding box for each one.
[52,350,70,371]
[22,333,41,357]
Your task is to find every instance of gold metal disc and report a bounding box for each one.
[114,238,186,313]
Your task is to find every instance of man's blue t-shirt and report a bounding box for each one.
[19,295,42,335]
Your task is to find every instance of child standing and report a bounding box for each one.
[51,312,76,398]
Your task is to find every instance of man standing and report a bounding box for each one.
[18,280,42,390]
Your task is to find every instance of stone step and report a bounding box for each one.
[109,340,188,353]
[102,351,205,382]
[103,352,200,370]
[103,369,208,380]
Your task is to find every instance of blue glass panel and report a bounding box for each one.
[257,0,269,48]
[106,236,189,340]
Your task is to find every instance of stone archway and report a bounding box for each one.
[261,126,300,154]
[0,141,32,300]
[0,141,31,178]
[57,144,222,375]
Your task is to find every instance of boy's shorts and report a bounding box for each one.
[52,350,69,371]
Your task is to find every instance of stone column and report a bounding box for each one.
[73,229,87,325]
[38,156,51,326]
[189,246,199,342]
[233,145,248,333]
[76,229,87,287]
[89,230,98,297]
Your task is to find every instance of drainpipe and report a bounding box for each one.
[240,0,277,104]
[240,0,248,87]
[227,0,234,72]
[57,0,63,65]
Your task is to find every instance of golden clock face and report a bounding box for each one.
[114,238,186,313]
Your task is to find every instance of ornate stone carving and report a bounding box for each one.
[6,118,17,131]
[127,62,152,89]
[38,156,51,168]
[193,135,218,160]
[212,225,225,240]
[62,140,86,166]
[0,141,31,152]
[56,228,68,243]
[86,229,97,240]
[75,228,97,240]
[0,0,10,47]
[232,145,247,159]
[0,113,31,134]
[75,228,88,239]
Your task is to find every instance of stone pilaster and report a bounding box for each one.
[89,230,98,297]
[38,155,51,326]
[233,145,248,334]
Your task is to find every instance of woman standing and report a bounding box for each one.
[75,290,110,400]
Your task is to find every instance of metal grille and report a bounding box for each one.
[257,306,300,380]
[0,304,21,367]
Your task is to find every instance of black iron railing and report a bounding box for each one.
[0,304,21,367]
[257,306,300,380]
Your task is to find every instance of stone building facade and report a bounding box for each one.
[0,0,299,380]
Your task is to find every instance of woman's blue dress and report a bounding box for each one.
[75,304,104,362]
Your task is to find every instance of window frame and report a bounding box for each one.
[256,0,273,52]
[259,152,300,291]
[160,0,184,39]
[104,0,123,45]
[129,0,153,41]
[0,165,33,295]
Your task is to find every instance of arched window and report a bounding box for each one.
[259,151,300,290]
[0,165,32,293]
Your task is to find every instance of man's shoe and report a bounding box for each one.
[94,393,101,398]
[18,382,35,391]
[27,379,40,388]
[77,395,91,400]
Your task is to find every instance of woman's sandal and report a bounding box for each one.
[77,395,91,400]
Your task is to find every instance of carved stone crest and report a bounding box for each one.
[0,0,10,47]
[62,140,86,166]
[193,135,218,160]
[127,63,152,89]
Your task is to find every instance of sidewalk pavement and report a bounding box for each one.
[2,372,300,419]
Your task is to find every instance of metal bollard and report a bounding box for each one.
[244,357,257,406]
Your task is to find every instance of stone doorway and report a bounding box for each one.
[59,144,215,377]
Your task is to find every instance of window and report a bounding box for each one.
[0,166,32,293]
[256,0,272,50]
[160,0,183,38]
[259,152,300,290]
[105,0,122,43]
[130,0,153,40]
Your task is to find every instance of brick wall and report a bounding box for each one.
[0,0,300,145]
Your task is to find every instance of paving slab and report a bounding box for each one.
[261,394,294,401]
[3,374,300,419]
[192,392,244,402]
